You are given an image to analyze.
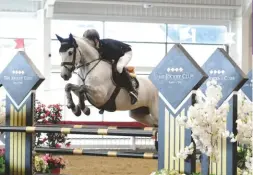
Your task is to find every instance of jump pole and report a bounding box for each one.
[35,124,155,130]
[0,51,45,175]
[0,126,156,137]
[34,148,158,159]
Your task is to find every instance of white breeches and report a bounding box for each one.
[116,51,132,73]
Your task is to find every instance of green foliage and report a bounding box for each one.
[237,145,250,169]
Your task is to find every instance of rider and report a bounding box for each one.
[83,29,138,105]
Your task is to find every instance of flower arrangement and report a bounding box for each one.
[235,94,253,175]
[175,80,231,162]
[34,101,69,174]
[34,154,66,174]
[35,101,63,124]
[236,94,253,146]
[42,154,66,171]
[34,155,48,173]
[35,101,71,148]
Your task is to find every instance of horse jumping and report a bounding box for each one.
[55,33,159,127]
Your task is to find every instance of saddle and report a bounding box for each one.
[97,63,139,113]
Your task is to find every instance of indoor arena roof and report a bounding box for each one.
[0,0,251,24]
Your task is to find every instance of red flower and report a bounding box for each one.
[65,143,71,147]
[55,144,61,148]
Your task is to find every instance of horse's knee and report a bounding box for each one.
[65,83,73,92]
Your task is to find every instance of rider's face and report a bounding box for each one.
[94,39,99,49]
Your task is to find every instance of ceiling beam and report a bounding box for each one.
[53,13,231,27]
[56,0,240,10]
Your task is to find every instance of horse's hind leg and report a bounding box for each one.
[129,107,156,127]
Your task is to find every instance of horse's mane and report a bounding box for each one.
[74,35,100,60]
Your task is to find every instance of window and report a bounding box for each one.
[104,22,166,42]
[47,20,228,123]
[167,44,226,66]
[51,20,103,39]
[0,18,37,39]
[127,43,166,67]
[167,24,228,44]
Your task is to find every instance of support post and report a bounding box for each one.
[0,51,44,175]
[149,44,207,174]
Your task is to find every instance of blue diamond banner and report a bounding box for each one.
[0,51,44,106]
[149,44,207,109]
[200,48,247,107]
[241,70,252,102]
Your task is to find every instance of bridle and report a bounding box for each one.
[60,39,101,83]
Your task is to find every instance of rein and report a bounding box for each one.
[74,58,101,83]
[60,39,101,83]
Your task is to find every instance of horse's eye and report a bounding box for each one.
[68,51,73,56]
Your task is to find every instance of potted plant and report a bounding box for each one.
[42,154,66,174]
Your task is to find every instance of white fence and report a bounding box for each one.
[0,133,156,151]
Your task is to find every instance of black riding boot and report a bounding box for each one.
[121,68,138,104]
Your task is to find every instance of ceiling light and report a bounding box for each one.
[143,4,153,8]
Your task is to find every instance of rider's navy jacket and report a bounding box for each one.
[98,39,132,62]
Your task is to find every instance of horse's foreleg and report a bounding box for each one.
[68,84,91,116]
[65,83,76,109]
[65,83,84,116]
[78,93,90,116]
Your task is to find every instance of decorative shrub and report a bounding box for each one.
[34,101,71,148]
[34,101,69,174]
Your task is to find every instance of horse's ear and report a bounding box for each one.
[69,33,74,41]
[56,34,63,43]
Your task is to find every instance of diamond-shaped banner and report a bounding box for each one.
[200,48,247,107]
[241,70,252,102]
[0,51,45,106]
[149,44,208,110]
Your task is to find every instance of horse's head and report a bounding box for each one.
[56,33,83,81]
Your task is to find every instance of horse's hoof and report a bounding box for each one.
[99,109,104,114]
[72,105,81,116]
[83,107,90,116]
[67,102,75,109]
